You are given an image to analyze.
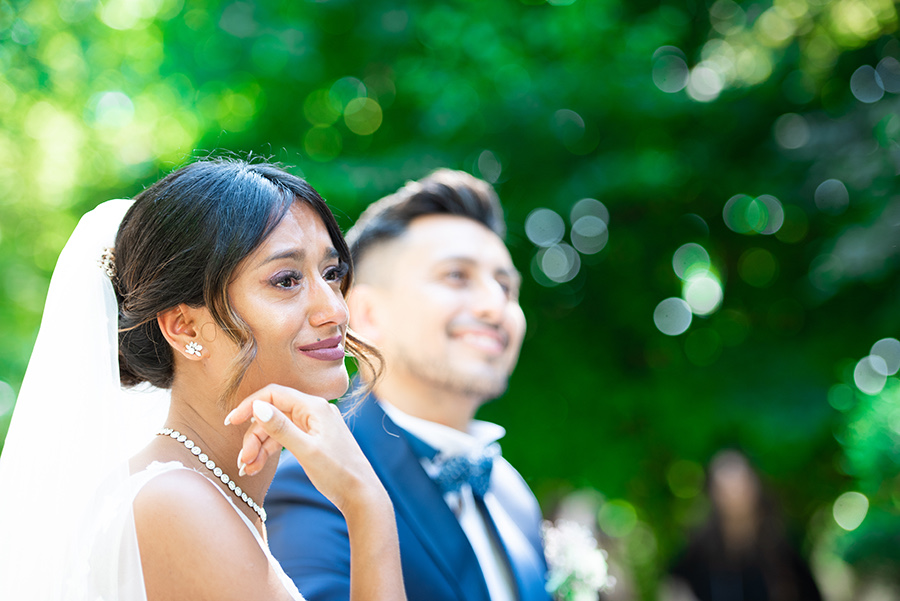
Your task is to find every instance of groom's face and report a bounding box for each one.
[359,214,526,401]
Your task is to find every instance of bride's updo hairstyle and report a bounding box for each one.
[113,158,375,402]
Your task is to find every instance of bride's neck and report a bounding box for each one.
[165,396,238,465]
[148,388,278,526]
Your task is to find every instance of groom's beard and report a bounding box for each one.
[393,346,512,402]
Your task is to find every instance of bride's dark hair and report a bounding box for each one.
[113,157,379,402]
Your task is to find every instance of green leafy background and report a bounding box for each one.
[2,0,899,598]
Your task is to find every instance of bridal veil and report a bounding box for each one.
[0,199,169,600]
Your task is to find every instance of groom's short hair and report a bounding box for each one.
[346,169,506,267]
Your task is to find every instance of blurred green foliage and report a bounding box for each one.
[2,0,900,597]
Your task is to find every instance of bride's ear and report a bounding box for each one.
[157,304,206,360]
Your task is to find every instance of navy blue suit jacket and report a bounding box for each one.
[266,394,551,601]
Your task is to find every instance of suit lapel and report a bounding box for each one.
[345,397,492,601]
[481,493,551,601]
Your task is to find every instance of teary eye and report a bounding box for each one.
[272,271,302,289]
[324,262,350,283]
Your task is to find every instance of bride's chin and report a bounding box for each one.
[317,372,351,402]
[281,368,350,401]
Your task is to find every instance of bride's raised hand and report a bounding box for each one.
[228,385,406,601]
[224,384,386,516]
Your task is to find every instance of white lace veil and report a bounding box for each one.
[0,199,170,600]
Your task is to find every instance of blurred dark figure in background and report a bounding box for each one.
[666,450,822,601]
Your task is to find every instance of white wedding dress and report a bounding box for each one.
[69,461,305,600]
[0,200,303,600]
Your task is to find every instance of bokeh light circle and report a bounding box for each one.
[683,272,723,315]
[871,338,900,375]
[773,113,810,150]
[876,57,900,93]
[854,355,888,395]
[723,194,755,233]
[687,63,724,102]
[723,194,783,234]
[571,216,608,254]
[653,298,693,336]
[710,0,746,35]
[653,55,689,93]
[343,97,383,135]
[329,76,366,111]
[833,492,869,531]
[672,243,710,279]
[525,208,565,247]
[477,150,502,183]
[91,91,135,128]
[552,109,585,148]
[303,89,341,126]
[850,65,884,104]
[570,198,609,224]
[538,243,580,283]
[814,179,849,215]
[757,195,784,235]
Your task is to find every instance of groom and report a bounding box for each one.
[266,169,550,601]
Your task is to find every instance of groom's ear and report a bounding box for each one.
[157,304,204,358]
[347,284,385,344]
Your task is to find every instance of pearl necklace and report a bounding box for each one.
[157,427,266,522]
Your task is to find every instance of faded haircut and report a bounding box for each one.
[346,169,506,267]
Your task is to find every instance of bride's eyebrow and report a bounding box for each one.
[257,247,340,268]
[257,249,306,267]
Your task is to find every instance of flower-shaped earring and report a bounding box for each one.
[185,341,203,357]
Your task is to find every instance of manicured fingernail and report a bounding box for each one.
[239,463,247,478]
[253,400,274,422]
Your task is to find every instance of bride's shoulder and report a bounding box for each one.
[132,467,287,600]
[132,464,252,541]
[132,464,247,533]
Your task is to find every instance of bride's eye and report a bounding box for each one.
[324,262,349,283]
[271,271,302,289]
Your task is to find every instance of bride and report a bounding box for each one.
[0,159,406,601]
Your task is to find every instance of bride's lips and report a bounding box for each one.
[297,335,345,361]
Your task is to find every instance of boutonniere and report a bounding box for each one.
[542,519,615,601]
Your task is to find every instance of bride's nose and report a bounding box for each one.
[307,276,349,327]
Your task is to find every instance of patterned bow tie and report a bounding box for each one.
[431,445,499,498]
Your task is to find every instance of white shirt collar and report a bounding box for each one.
[377,402,517,601]
[378,400,505,457]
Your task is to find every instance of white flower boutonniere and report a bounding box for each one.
[542,519,615,601]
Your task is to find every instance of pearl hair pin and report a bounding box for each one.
[157,427,266,522]
[98,247,116,279]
